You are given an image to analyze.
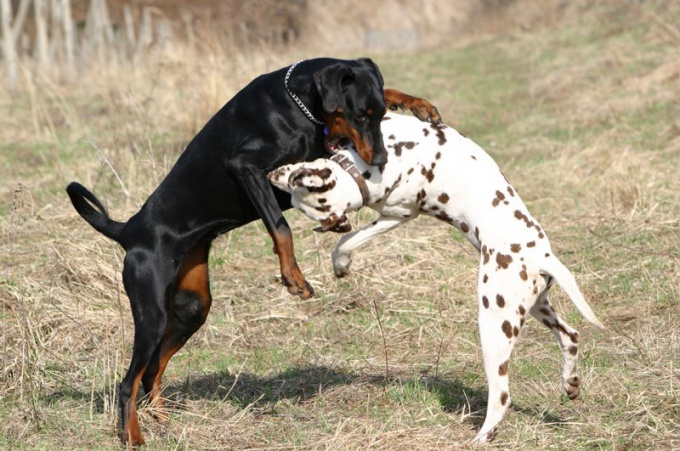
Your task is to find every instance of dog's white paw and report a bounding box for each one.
[473,426,497,445]
[332,252,352,278]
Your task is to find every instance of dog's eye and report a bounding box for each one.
[354,113,368,123]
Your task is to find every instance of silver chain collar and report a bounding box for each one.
[285,60,325,126]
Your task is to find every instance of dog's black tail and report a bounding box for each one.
[66,182,126,246]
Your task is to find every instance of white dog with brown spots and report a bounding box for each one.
[268,112,605,443]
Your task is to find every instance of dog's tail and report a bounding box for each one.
[541,257,605,329]
[66,182,126,246]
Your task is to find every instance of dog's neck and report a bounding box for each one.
[334,148,396,208]
[329,154,370,205]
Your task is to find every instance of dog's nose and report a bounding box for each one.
[371,151,388,166]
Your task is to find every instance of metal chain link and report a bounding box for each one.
[285,60,325,126]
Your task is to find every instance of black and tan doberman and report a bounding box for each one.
[66,57,440,446]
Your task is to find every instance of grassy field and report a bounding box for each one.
[2,2,679,449]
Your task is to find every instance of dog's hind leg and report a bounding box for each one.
[474,263,537,443]
[529,277,582,400]
[119,249,172,446]
[142,243,213,419]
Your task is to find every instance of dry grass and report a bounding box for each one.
[1,1,679,449]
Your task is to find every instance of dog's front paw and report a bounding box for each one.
[281,271,315,299]
[564,376,581,400]
[332,253,352,278]
[286,278,315,299]
[410,100,442,124]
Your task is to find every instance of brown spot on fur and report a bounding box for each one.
[438,193,449,204]
[483,274,488,283]
[496,294,505,308]
[436,211,453,224]
[435,151,441,160]
[499,360,509,376]
[496,253,513,269]
[500,391,509,406]
[513,326,519,337]
[422,128,429,137]
[545,253,550,258]
[526,241,536,248]
[510,243,521,253]
[507,186,515,197]
[475,227,480,241]
[482,245,490,265]
[570,332,579,343]
[492,190,506,207]
[393,141,416,157]
[519,269,527,281]
[460,222,470,233]
[514,209,539,229]
[568,346,578,355]
[417,189,427,203]
[421,165,435,183]
[518,305,526,316]
[502,321,513,338]
[388,134,395,139]
[407,167,414,175]
[431,123,447,145]
[482,296,489,308]
[471,155,477,160]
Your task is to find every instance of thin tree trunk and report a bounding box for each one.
[12,0,31,48]
[34,0,49,67]
[61,0,75,79]
[0,0,18,90]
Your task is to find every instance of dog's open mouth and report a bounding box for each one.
[324,135,354,154]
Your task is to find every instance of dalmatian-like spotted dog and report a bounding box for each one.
[268,112,605,443]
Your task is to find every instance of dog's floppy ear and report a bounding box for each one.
[357,57,384,87]
[288,166,313,189]
[314,63,356,113]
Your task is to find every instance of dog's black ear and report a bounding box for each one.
[357,57,384,87]
[314,63,356,113]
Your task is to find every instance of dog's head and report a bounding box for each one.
[314,58,387,166]
[268,159,363,233]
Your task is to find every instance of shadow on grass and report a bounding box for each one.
[45,365,567,431]
[162,365,566,430]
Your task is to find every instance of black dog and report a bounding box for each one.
[66,58,440,446]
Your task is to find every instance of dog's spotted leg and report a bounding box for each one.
[474,261,536,443]
[530,278,582,400]
[331,215,412,277]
